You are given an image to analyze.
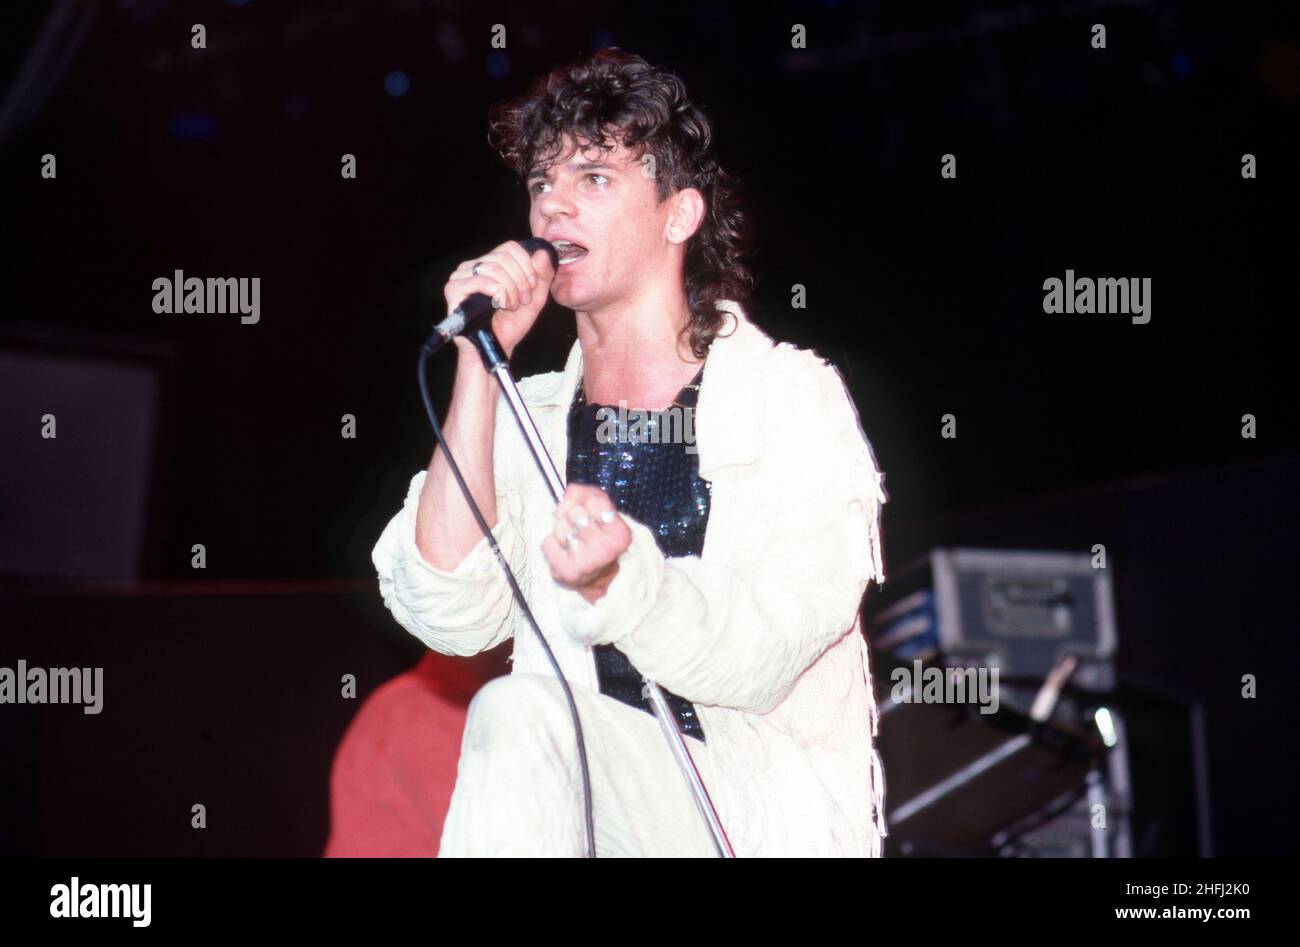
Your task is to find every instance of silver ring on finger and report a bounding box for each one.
[471,261,484,276]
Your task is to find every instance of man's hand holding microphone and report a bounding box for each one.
[442,239,557,363]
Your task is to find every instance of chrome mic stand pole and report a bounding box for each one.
[465,313,735,859]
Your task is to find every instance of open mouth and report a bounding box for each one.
[551,239,589,266]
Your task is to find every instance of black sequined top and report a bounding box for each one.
[565,363,711,743]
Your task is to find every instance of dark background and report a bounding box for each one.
[0,0,1295,857]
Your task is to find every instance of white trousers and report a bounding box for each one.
[438,672,724,857]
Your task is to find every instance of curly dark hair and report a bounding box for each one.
[487,48,753,358]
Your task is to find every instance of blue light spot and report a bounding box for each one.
[486,51,511,79]
[168,111,217,140]
[384,70,410,97]
[1171,53,1192,79]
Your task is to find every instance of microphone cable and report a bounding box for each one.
[417,340,596,858]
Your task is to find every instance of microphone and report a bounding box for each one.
[425,238,559,354]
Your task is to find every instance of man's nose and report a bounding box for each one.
[536,185,575,218]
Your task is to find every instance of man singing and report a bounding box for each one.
[372,48,889,857]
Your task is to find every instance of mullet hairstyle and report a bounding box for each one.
[487,48,753,358]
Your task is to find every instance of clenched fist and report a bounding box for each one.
[543,483,631,604]
[444,239,556,362]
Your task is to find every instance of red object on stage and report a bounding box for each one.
[323,651,496,858]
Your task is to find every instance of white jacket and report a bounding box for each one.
[372,300,889,856]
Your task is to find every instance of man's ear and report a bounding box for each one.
[665,187,706,246]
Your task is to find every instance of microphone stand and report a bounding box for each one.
[458,317,735,858]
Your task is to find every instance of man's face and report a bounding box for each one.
[527,136,672,313]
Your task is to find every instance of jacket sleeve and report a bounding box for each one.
[552,355,887,715]
[371,399,530,657]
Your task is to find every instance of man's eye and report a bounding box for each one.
[529,181,549,194]
[588,174,608,186]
